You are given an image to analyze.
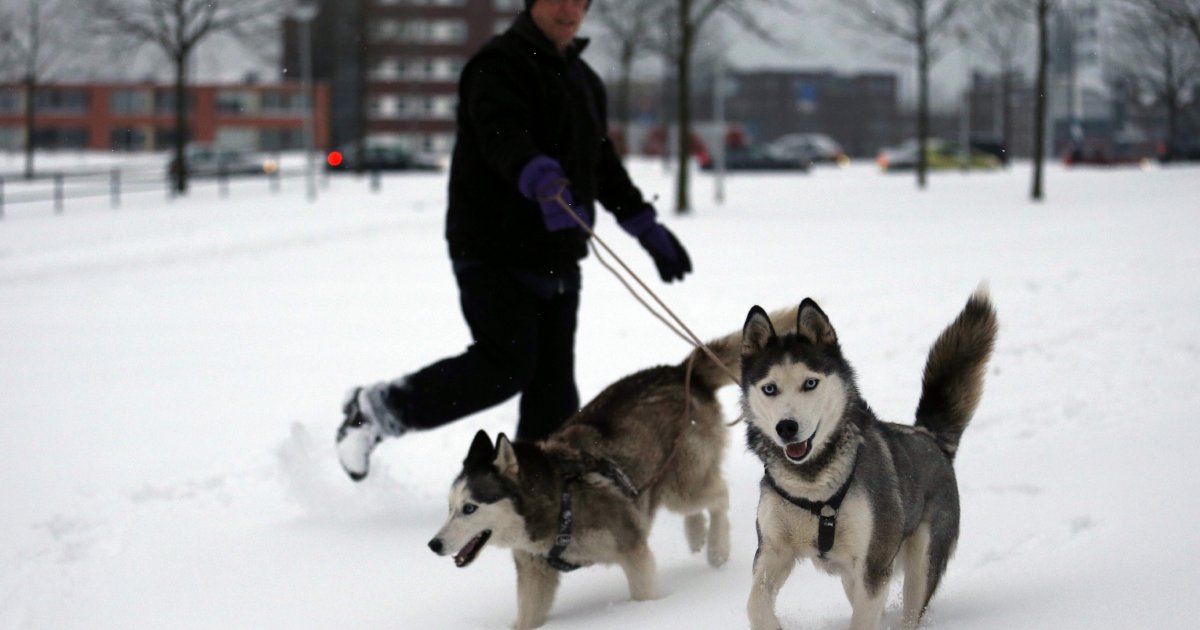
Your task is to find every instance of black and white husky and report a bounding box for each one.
[427,308,798,630]
[741,288,997,630]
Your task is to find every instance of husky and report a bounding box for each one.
[741,288,997,630]
[428,308,797,630]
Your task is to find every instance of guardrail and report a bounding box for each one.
[0,164,398,219]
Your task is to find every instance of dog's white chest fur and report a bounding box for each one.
[757,487,873,576]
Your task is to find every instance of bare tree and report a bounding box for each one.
[1110,1,1200,147]
[0,0,73,180]
[648,0,798,214]
[1127,0,1200,49]
[1002,0,1062,202]
[590,0,659,142]
[833,0,966,189]
[967,1,1032,165]
[92,0,284,194]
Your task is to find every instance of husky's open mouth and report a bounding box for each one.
[783,428,818,463]
[454,530,492,568]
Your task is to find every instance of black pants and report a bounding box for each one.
[393,263,581,441]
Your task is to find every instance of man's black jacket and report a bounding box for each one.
[446,12,649,272]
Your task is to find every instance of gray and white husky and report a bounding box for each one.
[741,288,997,630]
[428,308,798,630]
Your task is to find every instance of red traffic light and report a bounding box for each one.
[327,151,344,167]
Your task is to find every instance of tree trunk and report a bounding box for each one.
[173,52,190,195]
[1002,68,1013,167]
[23,73,35,181]
[674,0,692,215]
[916,0,929,189]
[1032,0,1048,202]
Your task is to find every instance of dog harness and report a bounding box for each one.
[763,466,855,557]
[545,458,640,573]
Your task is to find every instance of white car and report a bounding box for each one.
[767,133,849,166]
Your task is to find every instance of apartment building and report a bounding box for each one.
[0,82,330,152]
[283,0,522,154]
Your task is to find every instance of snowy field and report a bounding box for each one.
[1,157,1198,629]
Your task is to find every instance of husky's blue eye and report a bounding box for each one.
[761,383,778,396]
[803,378,820,391]
[463,504,477,515]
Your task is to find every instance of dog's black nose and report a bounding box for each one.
[428,538,443,554]
[776,419,799,441]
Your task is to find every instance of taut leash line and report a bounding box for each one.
[539,181,740,385]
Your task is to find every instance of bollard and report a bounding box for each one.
[110,169,121,209]
[270,168,280,194]
[0,175,5,220]
[54,172,64,214]
[218,164,229,198]
[370,167,381,192]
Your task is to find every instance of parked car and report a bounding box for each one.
[699,145,810,172]
[876,138,1002,172]
[168,145,272,178]
[1157,140,1200,163]
[767,133,848,166]
[325,143,444,172]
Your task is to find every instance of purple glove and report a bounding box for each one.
[517,156,591,232]
[619,207,692,283]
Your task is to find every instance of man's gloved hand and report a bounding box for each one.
[619,206,692,283]
[518,155,592,232]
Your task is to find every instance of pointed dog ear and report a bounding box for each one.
[796,298,838,346]
[465,430,493,468]
[742,305,776,357]
[493,433,519,479]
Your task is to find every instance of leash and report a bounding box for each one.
[538,182,739,386]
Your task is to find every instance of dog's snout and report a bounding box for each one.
[776,419,799,441]
[428,538,443,554]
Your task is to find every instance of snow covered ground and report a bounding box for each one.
[1,157,1198,629]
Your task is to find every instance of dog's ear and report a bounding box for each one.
[796,298,838,345]
[742,305,776,357]
[493,433,519,479]
[465,430,493,469]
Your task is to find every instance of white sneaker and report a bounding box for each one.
[335,384,403,481]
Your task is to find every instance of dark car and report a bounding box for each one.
[699,145,810,172]
[168,145,272,178]
[1158,140,1200,163]
[325,143,443,172]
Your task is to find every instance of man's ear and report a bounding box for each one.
[796,298,838,346]
[493,433,519,479]
[464,430,493,469]
[742,305,777,357]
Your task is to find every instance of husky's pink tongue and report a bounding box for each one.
[786,442,810,460]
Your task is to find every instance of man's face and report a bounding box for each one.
[529,0,588,51]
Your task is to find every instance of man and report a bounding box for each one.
[335,0,692,481]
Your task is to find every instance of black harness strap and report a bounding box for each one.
[543,458,639,573]
[546,483,582,572]
[764,465,856,557]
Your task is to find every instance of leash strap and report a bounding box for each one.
[538,182,739,385]
[764,466,856,557]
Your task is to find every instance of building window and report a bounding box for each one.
[494,0,522,10]
[110,127,148,151]
[111,90,151,115]
[260,128,304,151]
[32,127,89,149]
[217,90,254,115]
[154,91,195,115]
[0,126,20,150]
[261,91,306,114]
[34,90,88,114]
[0,90,22,114]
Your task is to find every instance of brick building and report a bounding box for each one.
[0,82,330,152]
[283,0,522,154]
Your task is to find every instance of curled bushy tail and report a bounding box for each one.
[686,305,799,391]
[915,285,998,459]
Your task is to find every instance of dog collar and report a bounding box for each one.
[763,460,856,557]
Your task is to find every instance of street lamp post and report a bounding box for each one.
[294,1,319,202]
